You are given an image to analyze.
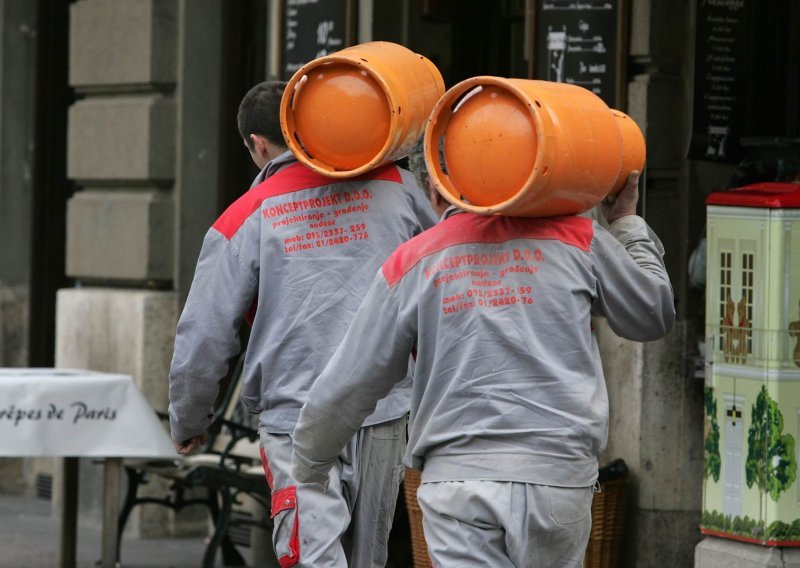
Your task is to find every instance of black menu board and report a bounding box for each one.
[281,0,349,80]
[688,0,751,163]
[533,0,624,108]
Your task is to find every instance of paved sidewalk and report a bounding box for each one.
[0,494,211,568]
[0,493,415,567]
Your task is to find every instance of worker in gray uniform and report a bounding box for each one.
[291,154,675,566]
[168,81,438,567]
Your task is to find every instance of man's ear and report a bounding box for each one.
[249,134,269,160]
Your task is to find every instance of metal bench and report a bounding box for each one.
[117,356,274,567]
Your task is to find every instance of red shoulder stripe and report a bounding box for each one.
[212,162,402,240]
[382,213,593,288]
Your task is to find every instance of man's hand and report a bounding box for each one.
[174,433,207,455]
[600,170,640,224]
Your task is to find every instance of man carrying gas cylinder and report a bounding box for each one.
[168,43,445,568]
[291,77,675,566]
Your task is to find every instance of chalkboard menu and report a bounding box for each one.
[532,0,624,108]
[688,0,750,163]
[281,0,349,80]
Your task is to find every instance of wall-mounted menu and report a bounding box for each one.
[282,0,348,80]
[688,0,750,163]
[533,0,621,108]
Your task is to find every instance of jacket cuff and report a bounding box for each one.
[291,450,333,488]
[609,215,666,256]
[168,405,212,445]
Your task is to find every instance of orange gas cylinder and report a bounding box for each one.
[281,41,445,178]
[424,77,646,217]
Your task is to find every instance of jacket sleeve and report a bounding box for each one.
[592,216,675,342]
[292,272,416,485]
[168,226,259,443]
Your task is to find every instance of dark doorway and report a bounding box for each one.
[29,0,73,366]
[743,0,800,139]
[374,0,529,89]
[218,0,268,210]
[447,0,529,85]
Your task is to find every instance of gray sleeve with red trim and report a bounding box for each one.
[292,272,415,485]
[591,215,675,341]
[168,221,259,444]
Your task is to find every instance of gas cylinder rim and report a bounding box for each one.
[281,53,401,178]
[425,75,550,215]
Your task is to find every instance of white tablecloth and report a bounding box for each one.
[0,368,176,458]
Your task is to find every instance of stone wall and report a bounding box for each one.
[66,0,177,285]
[57,0,224,538]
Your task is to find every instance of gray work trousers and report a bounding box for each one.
[259,416,406,568]
[416,480,593,568]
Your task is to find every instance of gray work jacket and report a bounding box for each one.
[293,210,675,488]
[168,152,437,443]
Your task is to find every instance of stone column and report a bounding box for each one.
[595,0,705,566]
[57,0,223,539]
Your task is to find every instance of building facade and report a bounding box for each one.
[0,0,798,565]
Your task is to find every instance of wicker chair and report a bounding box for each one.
[402,469,431,568]
[403,460,629,568]
[584,460,629,568]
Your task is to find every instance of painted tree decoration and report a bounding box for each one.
[704,387,721,484]
[746,386,797,509]
[703,387,721,514]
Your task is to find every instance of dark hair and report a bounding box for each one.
[407,138,430,193]
[407,137,448,193]
[237,81,288,150]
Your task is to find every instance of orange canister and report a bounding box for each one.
[424,77,646,217]
[281,41,445,178]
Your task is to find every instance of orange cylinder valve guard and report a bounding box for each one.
[281,41,445,178]
[424,77,646,217]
